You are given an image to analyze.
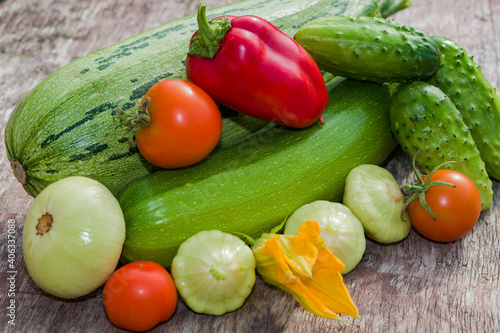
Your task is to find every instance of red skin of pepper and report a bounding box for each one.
[186,15,329,128]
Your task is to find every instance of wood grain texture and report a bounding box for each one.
[0,0,499,332]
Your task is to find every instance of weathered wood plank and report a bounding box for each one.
[0,0,499,332]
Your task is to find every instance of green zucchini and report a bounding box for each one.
[4,0,394,197]
[118,79,397,268]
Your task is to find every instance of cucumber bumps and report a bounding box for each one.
[428,36,500,180]
[295,16,441,83]
[389,81,493,212]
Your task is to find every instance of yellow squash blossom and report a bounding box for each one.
[252,220,359,320]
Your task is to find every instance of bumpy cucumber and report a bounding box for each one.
[389,81,493,211]
[118,79,397,267]
[5,0,394,197]
[427,36,500,181]
[294,15,441,84]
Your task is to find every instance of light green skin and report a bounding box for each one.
[4,0,389,197]
[427,36,500,181]
[284,201,366,275]
[295,15,441,84]
[389,81,493,212]
[119,80,397,267]
[171,230,255,316]
[343,164,411,243]
[22,176,125,299]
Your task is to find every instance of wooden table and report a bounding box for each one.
[1,0,499,332]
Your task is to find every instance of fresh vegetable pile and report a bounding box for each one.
[5,0,500,330]
[4,0,385,197]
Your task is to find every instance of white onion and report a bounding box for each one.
[284,200,366,275]
[343,164,411,243]
[22,176,125,299]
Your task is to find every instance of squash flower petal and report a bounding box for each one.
[252,220,359,320]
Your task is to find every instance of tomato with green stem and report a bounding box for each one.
[103,261,177,332]
[403,159,482,243]
[119,79,222,169]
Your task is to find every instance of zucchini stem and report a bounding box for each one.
[234,216,288,246]
[10,159,27,185]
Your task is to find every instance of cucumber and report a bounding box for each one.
[294,15,441,84]
[4,0,392,197]
[389,81,493,212]
[118,79,397,268]
[427,36,500,181]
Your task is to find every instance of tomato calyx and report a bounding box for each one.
[117,97,152,145]
[402,154,457,221]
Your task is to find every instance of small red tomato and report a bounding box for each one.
[407,169,481,242]
[135,79,222,169]
[103,261,177,332]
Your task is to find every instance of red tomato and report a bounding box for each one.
[103,261,177,332]
[407,169,481,242]
[135,79,222,169]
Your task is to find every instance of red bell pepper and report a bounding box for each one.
[185,4,328,128]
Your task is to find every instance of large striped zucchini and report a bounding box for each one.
[119,79,397,267]
[4,0,407,197]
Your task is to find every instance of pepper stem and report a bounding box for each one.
[187,3,232,59]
